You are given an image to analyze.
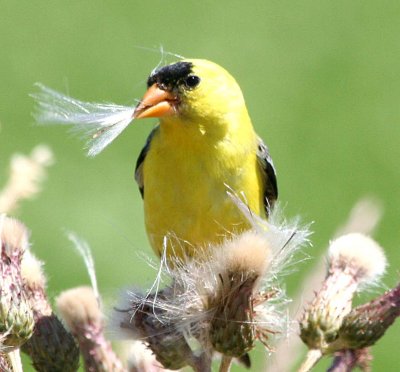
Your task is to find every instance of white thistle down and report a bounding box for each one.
[228,191,311,283]
[111,201,310,370]
[299,233,387,357]
[328,233,387,289]
[0,145,53,214]
[57,287,125,372]
[32,84,135,156]
[67,232,100,304]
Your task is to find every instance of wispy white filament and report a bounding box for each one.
[227,190,311,282]
[111,201,310,348]
[67,232,100,306]
[32,84,135,156]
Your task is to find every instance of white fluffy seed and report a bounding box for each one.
[328,233,387,286]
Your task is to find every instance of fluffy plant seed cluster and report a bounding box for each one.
[300,234,387,353]
[57,287,125,372]
[0,145,54,214]
[299,233,399,372]
[112,205,310,371]
[32,85,136,157]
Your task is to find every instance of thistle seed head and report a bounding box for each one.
[300,234,387,353]
[57,286,125,372]
[112,209,309,370]
[57,286,102,331]
[21,250,47,294]
[328,233,387,286]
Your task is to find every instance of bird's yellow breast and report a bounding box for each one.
[142,118,265,260]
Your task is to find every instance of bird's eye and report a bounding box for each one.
[184,75,201,89]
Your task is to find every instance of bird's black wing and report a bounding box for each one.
[256,137,278,215]
[134,127,158,198]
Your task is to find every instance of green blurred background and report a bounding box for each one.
[1,1,399,371]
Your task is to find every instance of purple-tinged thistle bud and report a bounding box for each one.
[333,282,400,351]
[300,233,387,354]
[0,216,34,350]
[57,286,126,372]
[20,250,80,372]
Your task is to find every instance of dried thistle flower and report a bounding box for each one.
[207,232,272,357]
[266,197,383,372]
[20,250,79,372]
[116,289,207,371]
[21,250,50,315]
[0,215,34,350]
[0,145,54,214]
[57,286,125,372]
[300,233,387,354]
[112,205,309,371]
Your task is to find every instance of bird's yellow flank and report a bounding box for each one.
[133,59,277,260]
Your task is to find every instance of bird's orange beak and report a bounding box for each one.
[133,84,178,119]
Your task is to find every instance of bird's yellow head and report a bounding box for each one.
[133,59,251,135]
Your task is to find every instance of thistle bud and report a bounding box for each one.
[20,250,79,372]
[57,286,125,372]
[0,216,34,349]
[335,282,400,350]
[300,233,387,353]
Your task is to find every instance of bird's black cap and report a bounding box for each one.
[147,61,193,89]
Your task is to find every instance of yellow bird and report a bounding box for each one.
[133,59,277,261]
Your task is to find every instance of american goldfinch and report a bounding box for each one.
[133,59,277,260]
[33,59,277,262]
